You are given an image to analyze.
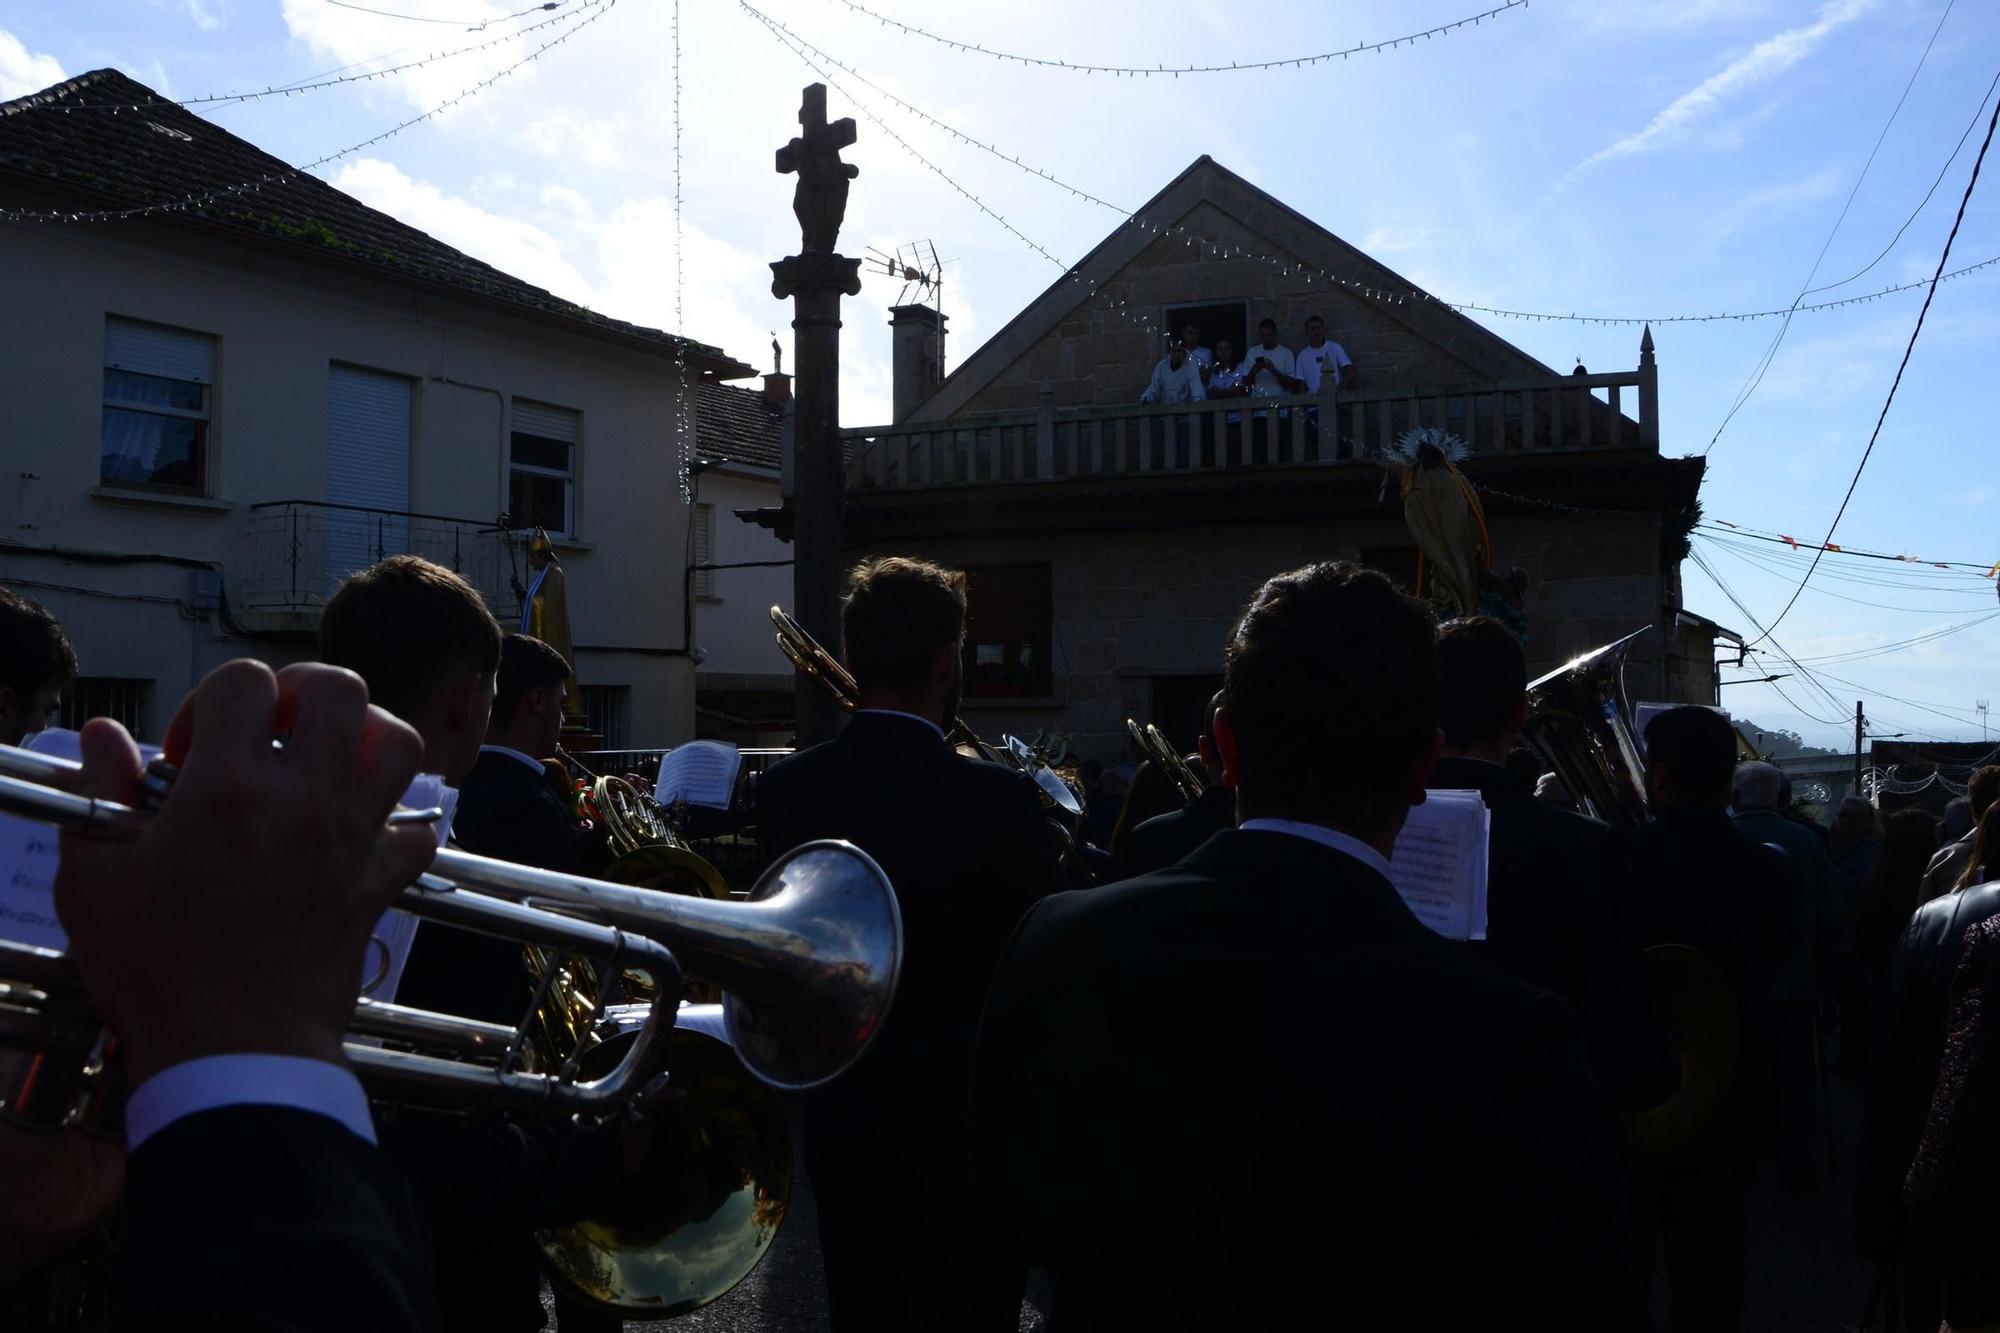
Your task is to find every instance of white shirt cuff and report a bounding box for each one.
[125,1054,376,1151]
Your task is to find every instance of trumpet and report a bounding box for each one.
[771,605,1098,884]
[0,741,903,1126]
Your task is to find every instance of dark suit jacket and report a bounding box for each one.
[1118,783,1236,879]
[1432,756,1677,1111]
[757,712,1062,1154]
[972,828,1637,1331]
[1622,807,1796,1164]
[116,1106,436,1330]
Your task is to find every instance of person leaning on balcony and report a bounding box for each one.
[1242,317,1303,396]
[1179,321,1213,382]
[1138,338,1207,405]
[1295,314,1355,392]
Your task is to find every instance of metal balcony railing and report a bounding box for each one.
[241,500,513,614]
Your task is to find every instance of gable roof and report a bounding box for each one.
[0,69,752,377]
[696,381,783,471]
[907,155,1561,422]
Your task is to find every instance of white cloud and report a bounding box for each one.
[1704,164,1844,247]
[182,0,226,32]
[1360,224,1433,255]
[0,29,65,100]
[1569,0,1873,178]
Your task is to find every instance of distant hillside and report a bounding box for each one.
[1734,719,1838,759]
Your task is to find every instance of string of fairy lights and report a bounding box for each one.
[0,0,619,226]
[823,0,1530,75]
[737,3,2000,330]
[44,1,590,111]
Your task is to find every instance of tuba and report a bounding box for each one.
[1520,628,1652,828]
[1520,628,1739,1154]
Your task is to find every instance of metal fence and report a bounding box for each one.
[242,500,513,613]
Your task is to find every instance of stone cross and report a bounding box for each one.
[771,85,864,747]
[775,83,858,256]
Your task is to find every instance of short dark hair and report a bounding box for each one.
[1436,617,1527,748]
[1224,561,1437,833]
[319,555,502,722]
[1643,706,1736,804]
[1305,313,1325,326]
[1257,317,1277,332]
[840,557,967,692]
[0,587,78,702]
[1970,765,2000,820]
[493,633,570,723]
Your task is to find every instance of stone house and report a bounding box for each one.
[824,157,1709,760]
[0,69,753,746]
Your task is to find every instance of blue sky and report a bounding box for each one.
[4,0,1996,752]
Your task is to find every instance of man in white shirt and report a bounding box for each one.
[1179,321,1213,383]
[1242,318,1303,397]
[1139,339,1207,406]
[1295,314,1355,392]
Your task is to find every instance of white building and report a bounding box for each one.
[0,69,752,746]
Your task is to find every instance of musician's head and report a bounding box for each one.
[0,587,77,747]
[490,634,571,759]
[1436,616,1528,760]
[841,556,967,726]
[1216,561,1440,848]
[319,555,502,785]
[1642,706,1735,811]
[1731,760,1785,814]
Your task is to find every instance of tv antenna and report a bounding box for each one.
[863,239,946,316]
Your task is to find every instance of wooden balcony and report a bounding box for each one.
[843,335,1659,493]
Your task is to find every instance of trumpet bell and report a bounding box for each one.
[717,840,902,1093]
[536,1015,793,1316]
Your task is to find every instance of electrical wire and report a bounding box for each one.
[326,0,560,29]
[1751,87,2000,645]
[821,0,1528,75]
[1703,0,1957,458]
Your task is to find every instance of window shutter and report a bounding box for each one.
[105,317,214,384]
[693,503,715,597]
[513,401,579,443]
[327,367,413,513]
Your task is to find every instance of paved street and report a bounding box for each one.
[551,1076,1882,1333]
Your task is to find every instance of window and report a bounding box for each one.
[1162,299,1249,365]
[102,317,214,493]
[510,401,578,537]
[58,677,152,740]
[693,503,716,598]
[961,564,1052,699]
[580,684,629,749]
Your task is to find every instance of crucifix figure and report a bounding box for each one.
[775,83,858,255]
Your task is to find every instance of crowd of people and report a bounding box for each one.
[2,557,1999,1331]
[1139,314,1355,405]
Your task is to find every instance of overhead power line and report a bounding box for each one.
[822,0,1528,75]
[325,0,561,29]
[1751,86,2000,646]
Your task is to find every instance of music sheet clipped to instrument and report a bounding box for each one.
[1386,788,1490,941]
[0,729,161,950]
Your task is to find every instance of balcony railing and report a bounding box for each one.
[241,500,513,614]
[843,349,1659,492]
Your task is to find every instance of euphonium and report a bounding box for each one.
[1520,629,1738,1155]
[1520,628,1652,828]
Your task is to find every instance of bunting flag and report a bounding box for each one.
[1782,535,1799,550]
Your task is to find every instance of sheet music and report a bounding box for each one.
[654,740,743,811]
[0,730,161,951]
[362,775,457,1002]
[1387,788,1490,942]
[0,736,452,995]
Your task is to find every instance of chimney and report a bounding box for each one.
[763,371,792,409]
[889,303,947,422]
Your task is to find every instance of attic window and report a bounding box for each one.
[146,121,192,142]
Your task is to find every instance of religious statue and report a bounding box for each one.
[775,83,858,255]
[520,528,586,724]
